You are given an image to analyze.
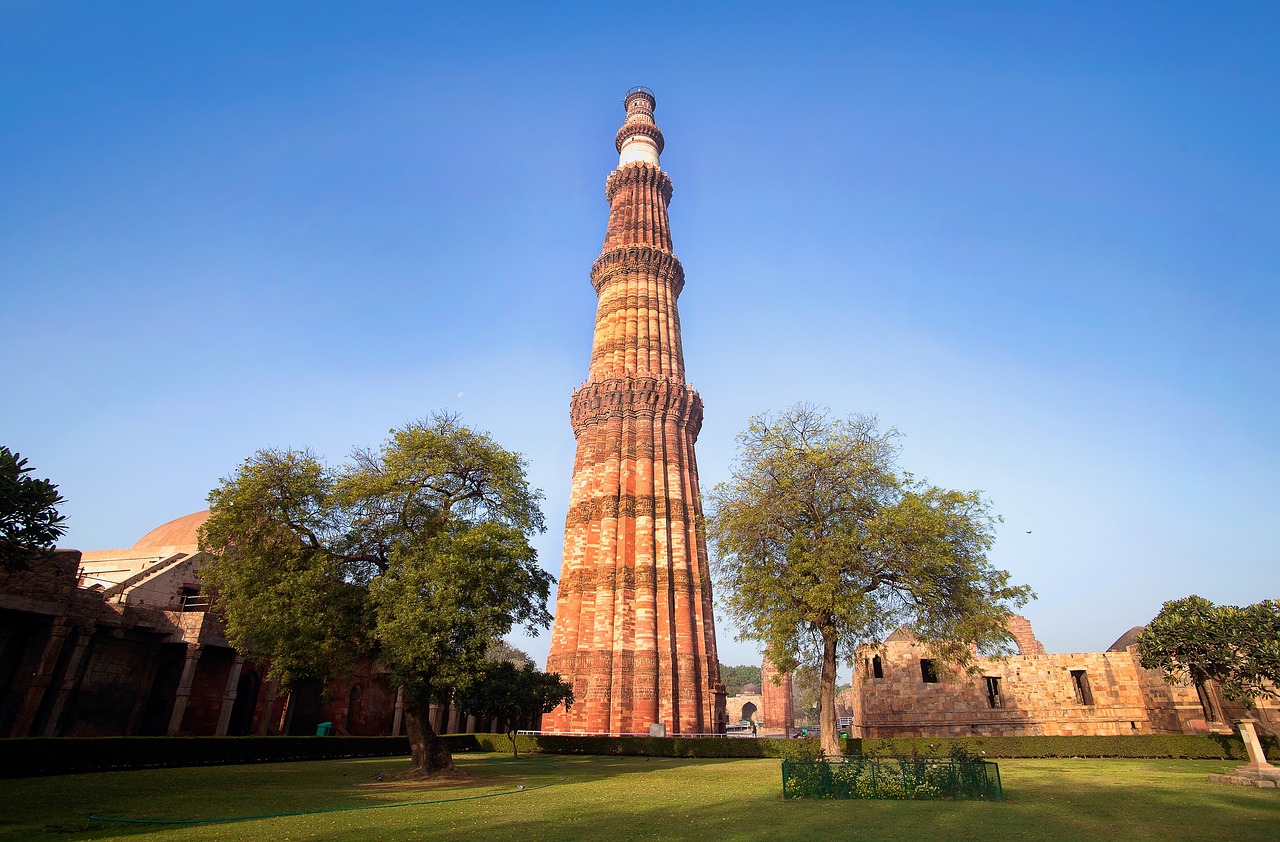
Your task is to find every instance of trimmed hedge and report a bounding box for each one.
[852,734,1278,762]
[0,736,410,779]
[449,732,1279,763]
[444,733,825,760]
[4,731,1274,778]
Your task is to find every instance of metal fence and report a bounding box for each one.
[781,756,1003,801]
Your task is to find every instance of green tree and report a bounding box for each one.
[199,415,555,775]
[1137,595,1280,712]
[790,664,821,728]
[454,660,573,757]
[487,639,536,668]
[718,663,762,696]
[706,405,1033,756]
[1,446,68,573]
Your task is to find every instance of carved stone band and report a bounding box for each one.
[590,245,685,295]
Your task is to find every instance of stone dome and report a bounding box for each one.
[1107,626,1146,652]
[739,683,761,696]
[132,510,210,550]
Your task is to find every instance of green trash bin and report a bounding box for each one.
[316,721,333,736]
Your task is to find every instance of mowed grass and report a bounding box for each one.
[0,753,1277,841]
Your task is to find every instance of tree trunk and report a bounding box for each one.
[404,700,454,775]
[508,726,519,758]
[819,630,840,758]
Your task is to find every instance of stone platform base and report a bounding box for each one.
[1208,765,1280,789]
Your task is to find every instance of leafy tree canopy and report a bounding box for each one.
[1,446,68,573]
[454,660,573,757]
[1137,595,1280,705]
[199,414,553,774]
[707,405,1033,754]
[719,663,763,696]
[487,639,536,668]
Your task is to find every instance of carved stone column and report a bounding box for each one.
[214,655,245,736]
[166,643,204,736]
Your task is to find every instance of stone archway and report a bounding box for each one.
[741,701,758,721]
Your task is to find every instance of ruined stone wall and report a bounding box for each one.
[62,635,157,736]
[326,668,399,736]
[725,693,762,723]
[856,636,1198,737]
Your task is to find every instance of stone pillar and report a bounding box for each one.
[9,620,72,737]
[278,688,294,734]
[446,705,462,734]
[166,643,204,736]
[391,687,404,736]
[257,679,279,735]
[1239,719,1274,769]
[761,659,795,737]
[40,625,95,737]
[214,655,245,736]
[465,714,477,734]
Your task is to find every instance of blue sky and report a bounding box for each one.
[3,1,1277,669]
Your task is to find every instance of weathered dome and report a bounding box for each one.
[739,683,761,696]
[1107,626,1146,652]
[132,510,210,550]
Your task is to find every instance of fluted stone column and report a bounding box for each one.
[545,89,725,736]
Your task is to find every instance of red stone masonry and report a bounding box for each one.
[544,89,726,735]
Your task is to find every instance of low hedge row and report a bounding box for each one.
[853,734,1277,761]
[448,732,1278,762]
[5,731,1274,778]
[0,736,411,778]
[444,733,825,760]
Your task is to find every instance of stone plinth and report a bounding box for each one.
[1210,719,1280,788]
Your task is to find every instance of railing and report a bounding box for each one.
[782,755,1003,801]
[516,730,732,738]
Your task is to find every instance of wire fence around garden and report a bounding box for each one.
[782,755,1004,801]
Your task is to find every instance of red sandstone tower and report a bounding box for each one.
[760,659,795,737]
[544,88,726,735]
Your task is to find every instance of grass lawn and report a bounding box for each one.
[0,753,1277,841]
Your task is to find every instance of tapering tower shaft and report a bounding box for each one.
[545,89,725,735]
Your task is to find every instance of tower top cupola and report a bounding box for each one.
[616,86,665,167]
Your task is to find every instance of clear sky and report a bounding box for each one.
[3,1,1277,670]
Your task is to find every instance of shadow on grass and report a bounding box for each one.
[4,756,1279,842]
[0,754,747,840]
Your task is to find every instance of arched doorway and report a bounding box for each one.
[227,669,260,736]
[741,701,758,722]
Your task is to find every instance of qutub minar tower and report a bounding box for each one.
[544,88,727,735]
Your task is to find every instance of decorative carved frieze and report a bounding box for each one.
[557,565,703,596]
[605,161,674,204]
[569,377,704,436]
[614,121,666,156]
[564,492,692,527]
[590,245,684,295]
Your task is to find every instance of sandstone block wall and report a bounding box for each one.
[851,618,1264,738]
